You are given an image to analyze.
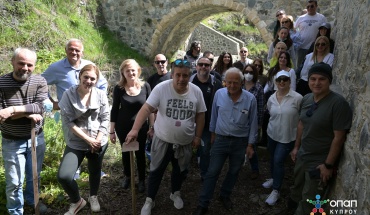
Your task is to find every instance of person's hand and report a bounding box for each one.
[246,145,254,159]
[317,164,333,183]
[291,147,299,162]
[85,136,101,151]
[125,130,138,144]
[109,132,116,144]
[26,114,43,123]
[192,136,201,148]
[147,128,154,139]
[0,107,15,123]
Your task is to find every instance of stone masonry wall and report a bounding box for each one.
[187,23,243,56]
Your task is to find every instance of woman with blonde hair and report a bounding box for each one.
[296,36,334,96]
[110,59,154,193]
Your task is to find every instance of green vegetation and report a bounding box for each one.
[0,0,149,75]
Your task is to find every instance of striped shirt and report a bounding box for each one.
[0,72,48,139]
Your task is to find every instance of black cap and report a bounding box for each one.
[308,62,333,83]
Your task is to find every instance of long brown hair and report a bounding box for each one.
[79,64,100,82]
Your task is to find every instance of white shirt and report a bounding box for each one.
[300,53,334,81]
[267,90,303,143]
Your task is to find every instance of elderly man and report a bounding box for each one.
[185,41,203,71]
[295,0,327,67]
[126,59,206,215]
[147,54,171,90]
[236,47,253,67]
[193,67,258,215]
[0,48,48,214]
[190,57,223,181]
[42,38,107,109]
[289,63,352,214]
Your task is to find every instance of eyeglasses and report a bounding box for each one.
[281,21,290,24]
[306,102,318,117]
[254,64,261,68]
[307,5,315,9]
[275,77,290,82]
[154,60,166,65]
[197,63,210,67]
[208,58,214,62]
[240,50,248,53]
[276,13,284,17]
[315,42,326,47]
[173,59,191,68]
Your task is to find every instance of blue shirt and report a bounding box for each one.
[42,58,108,100]
[210,88,258,144]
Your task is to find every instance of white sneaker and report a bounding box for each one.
[88,195,100,212]
[64,198,86,215]
[170,191,184,209]
[141,197,155,215]
[262,178,273,188]
[265,190,280,206]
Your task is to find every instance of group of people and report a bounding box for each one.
[0,1,353,215]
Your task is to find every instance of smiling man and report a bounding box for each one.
[0,48,49,214]
[294,0,327,67]
[42,38,107,110]
[289,62,352,214]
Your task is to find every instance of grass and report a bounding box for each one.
[0,0,149,75]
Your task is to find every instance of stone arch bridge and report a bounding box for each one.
[100,0,336,59]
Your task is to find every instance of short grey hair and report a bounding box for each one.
[12,47,37,63]
[65,38,83,51]
[224,67,244,82]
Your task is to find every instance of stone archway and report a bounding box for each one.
[148,1,273,58]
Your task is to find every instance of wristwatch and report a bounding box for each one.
[324,163,333,169]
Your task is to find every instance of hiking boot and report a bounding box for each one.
[262,178,273,188]
[218,196,233,210]
[88,195,100,212]
[138,180,145,193]
[265,190,280,206]
[170,191,184,209]
[141,197,155,215]
[64,198,86,215]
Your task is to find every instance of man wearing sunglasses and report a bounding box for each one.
[190,57,223,182]
[288,63,352,214]
[147,54,171,90]
[236,47,253,67]
[294,0,327,67]
[126,59,206,215]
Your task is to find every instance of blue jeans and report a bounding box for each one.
[198,130,211,179]
[199,135,247,208]
[249,144,259,172]
[1,132,46,215]
[267,136,294,191]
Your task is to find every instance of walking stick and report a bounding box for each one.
[130,151,137,215]
[31,121,40,215]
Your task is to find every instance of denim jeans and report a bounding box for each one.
[248,143,259,172]
[57,144,108,203]
[1,132,46,215]
[199,135,247,208]
[198,130,211,179]
[267,136,294,191]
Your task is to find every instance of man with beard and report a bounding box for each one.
[190,57,223,181]
[0,48,49,214]
[147,54,171,90]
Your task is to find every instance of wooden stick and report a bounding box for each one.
[130,151,136,215]
[31,121,40,215]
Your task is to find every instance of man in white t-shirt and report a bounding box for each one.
[236,47,253,67]
[294,0,327,67]
[126,59,206,215]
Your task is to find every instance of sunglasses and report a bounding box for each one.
[306,102,318,117]
[197,63,210,67]
[307,5,315,9]
[281,21,290,24]
[240,50,248,53]
[208,58,214,62]
[154,60,166,65]
[275,77,290,82]
[254,64,261,67]
[276,13,283,17]
[173,59,191,68]
[315,42,326,47]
